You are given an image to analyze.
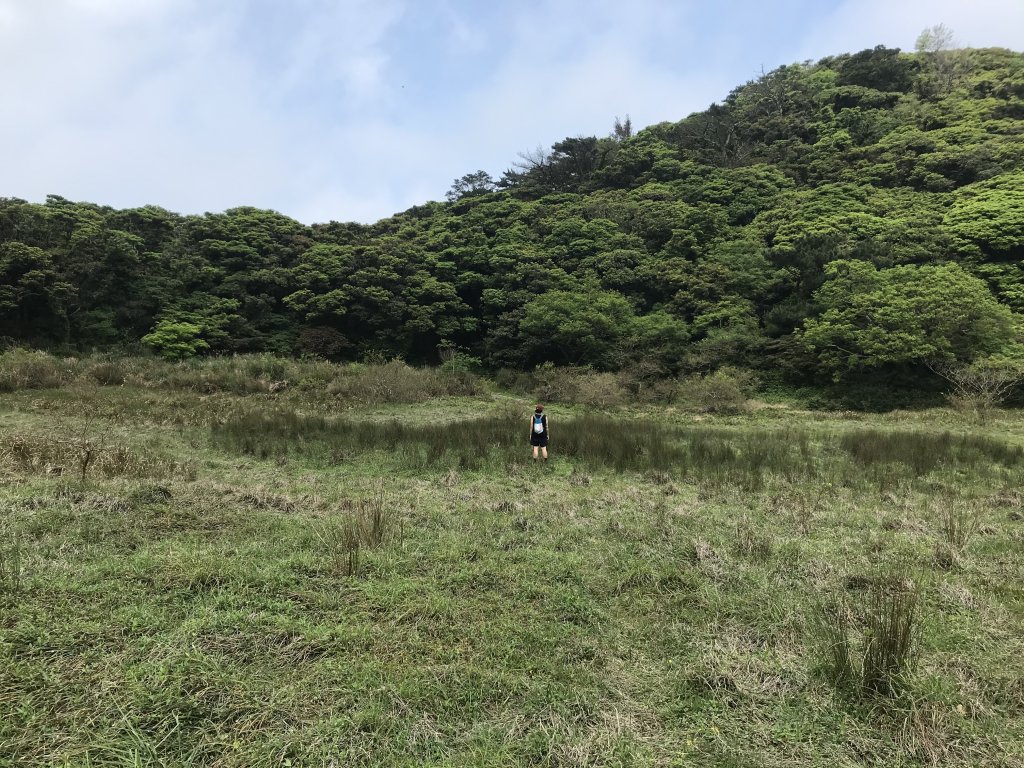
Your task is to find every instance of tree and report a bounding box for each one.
[0,242,74,343]
[142,320,210,360]
[499,136,610,194]
[674,103,752,167]
[836,46,918,93]
[627,311,691,371]
[930,352,1024,414]
[519,289,636,369]
[915,25,962,96]
[612,115,633,141]
[915,24,956,55]
[944,171,1024,258]
[446,171,496,202]
[801,260,1020,377]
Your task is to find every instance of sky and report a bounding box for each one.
[1,0,1021,225]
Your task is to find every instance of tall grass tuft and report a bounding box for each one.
[818,600,859,693]
[359,482,395,547]
[212,410,1024,491]
[0,529,24,595]
[818,569,923,700]
[861,575,921,698]
[935,503,978,552]
[312,514,362,577]
[310,485,398,576]
[213,408,521,470]
[734,518,774,561]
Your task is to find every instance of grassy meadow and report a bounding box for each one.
[1,354,1023,767]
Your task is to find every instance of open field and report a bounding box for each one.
[1,361,1023,766]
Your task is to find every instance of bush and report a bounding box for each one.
[137,357,286,395]
[438,344,482,375]
[86,360,128,386]
[0,349,76,392]
[934,356,1024,415]
[141,320,210,361]
[531,362,581,403]
[493,368,534,395]
[123,355,335,395]
[529,365,637,407]
[327,359,480,402]
[297,326,350,360]
[677,366,757,414]
[573,372,628,408]
[616,361,676,404]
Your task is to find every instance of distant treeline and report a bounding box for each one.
[2,45,1023,393]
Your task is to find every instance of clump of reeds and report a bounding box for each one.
[818,568,923,700]
[311,484,398,576]
[841,429,1023,476]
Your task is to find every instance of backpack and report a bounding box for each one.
[533,414,545,434]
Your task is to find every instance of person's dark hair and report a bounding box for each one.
[535,404,544,413]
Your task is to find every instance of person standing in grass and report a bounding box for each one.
[530,404,549,462]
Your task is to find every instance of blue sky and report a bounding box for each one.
[1,0,1021,224]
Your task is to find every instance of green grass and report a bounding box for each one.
[1,380,1023,766]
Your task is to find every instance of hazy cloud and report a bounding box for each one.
[1,0,1020,224]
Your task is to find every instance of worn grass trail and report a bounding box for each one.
[1,385,1023,766]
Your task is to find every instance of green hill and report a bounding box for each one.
[2,45,1022,393]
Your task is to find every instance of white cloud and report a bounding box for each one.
[270,0,404,103]
[438,0,486,54]
[445,0,729,183]
[0,0,408,221]
[1,0,1020,224]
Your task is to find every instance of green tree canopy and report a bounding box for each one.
[519,289,637,369]
[801,260,1020,377]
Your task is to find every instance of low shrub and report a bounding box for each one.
[86,360,128,386]
[0,432,191,480]
[326,360,481,402]
[677,366,757,414]
[531,363,583,403]
[0,349,76,392]
[493,368,534,394]
[573,372,628,408]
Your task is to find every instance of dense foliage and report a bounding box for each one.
[2,45,1023,391]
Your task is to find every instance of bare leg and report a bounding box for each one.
[533,446,539,460]
[541,447,548,461]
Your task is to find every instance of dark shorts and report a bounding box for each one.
[530,434,549,447]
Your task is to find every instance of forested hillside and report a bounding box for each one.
[2,44,1022,391]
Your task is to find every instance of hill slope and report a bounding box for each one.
[2,45,1022,390]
